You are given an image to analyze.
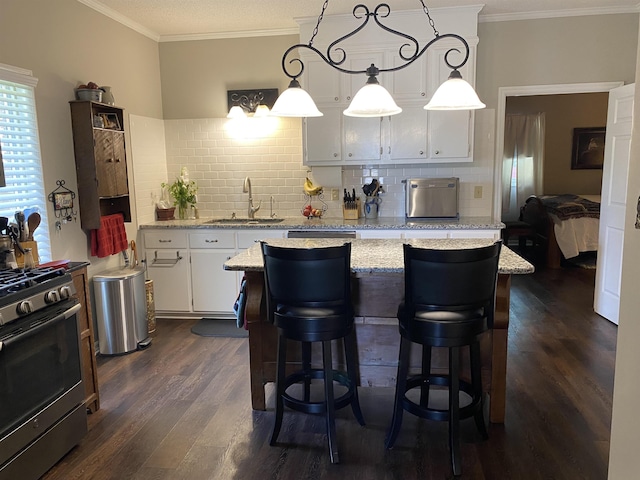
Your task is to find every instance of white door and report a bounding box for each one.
[594,83,635,324]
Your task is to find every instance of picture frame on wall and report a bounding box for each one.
[571,127,606,170]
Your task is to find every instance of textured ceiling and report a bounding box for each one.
[79,0,640,39]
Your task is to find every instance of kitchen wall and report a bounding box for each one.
[0,0,163,275]
[138,108,495,220]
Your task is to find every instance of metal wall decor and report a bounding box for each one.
[48,180,77,221]
[279,1,471,96]
[227,89,279,114]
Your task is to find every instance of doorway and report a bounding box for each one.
[493,82,623,221]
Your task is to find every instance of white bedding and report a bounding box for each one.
[550,214,599,259]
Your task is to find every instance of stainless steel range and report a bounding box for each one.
[0,267,87,480]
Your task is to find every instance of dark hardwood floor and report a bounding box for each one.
[43,264,616,480]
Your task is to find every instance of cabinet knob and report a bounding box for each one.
[334,153,338,157]
[421,92,426,96]
[159,239,172,243]
[205,239,219,243]
[419,151,424,155]
[347,96,351,101]
[348,153,352,157]
[434,150,440,155]
[334,97,339,101]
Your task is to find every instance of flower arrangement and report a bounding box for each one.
[162,168,198,220]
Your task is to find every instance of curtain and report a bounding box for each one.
[502,113,545,221]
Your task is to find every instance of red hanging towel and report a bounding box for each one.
[90,213,128,258]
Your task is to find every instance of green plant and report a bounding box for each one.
[162,171,197,219]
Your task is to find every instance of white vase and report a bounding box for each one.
[100,86,115,105]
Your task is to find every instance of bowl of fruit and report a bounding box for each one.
[75,82,103,102]
[302,204,324,218]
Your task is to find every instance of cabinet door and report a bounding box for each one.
[427,44,474,162]
[389,105,428,161]
[304,107,342,165]
[344,116,382,163]
[145,249,191,312]
[302,56,343,104]
[449,230,499,240]
[403,230,449,240]
[389,52,428,102]
[94,130,128,196]
[190,250,238,314]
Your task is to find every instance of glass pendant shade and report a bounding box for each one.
[344,81,402,117]
[253,104,270,117]
[227,105,246,119]
[424,70,486,111]
[270,79,323,117]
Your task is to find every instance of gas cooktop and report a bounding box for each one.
[0,267,67,298]
[0,267,74,326]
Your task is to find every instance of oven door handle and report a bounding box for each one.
[0,302,81,351]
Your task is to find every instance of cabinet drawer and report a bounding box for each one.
[189,231,235,249]
[144,230,187,249]
[237,230,286,249]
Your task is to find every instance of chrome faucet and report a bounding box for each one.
[243,177,261,219]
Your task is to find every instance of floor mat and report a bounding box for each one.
[566,252,597,269]
[191,319,248,337]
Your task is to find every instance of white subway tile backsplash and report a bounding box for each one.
[123,116,498,221]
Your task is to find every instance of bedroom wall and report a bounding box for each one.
[506,93,608,195]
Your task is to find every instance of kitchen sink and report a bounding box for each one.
[205,218,285,224]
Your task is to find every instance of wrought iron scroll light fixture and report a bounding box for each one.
[270,0,486,118]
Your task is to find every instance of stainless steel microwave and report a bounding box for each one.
[404,177,459,218]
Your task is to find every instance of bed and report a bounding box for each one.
[520,194,600,268]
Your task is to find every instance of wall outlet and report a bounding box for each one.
[331,188,339,201]
[474,186,483,199]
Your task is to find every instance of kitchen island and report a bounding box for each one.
[224,238,533,424]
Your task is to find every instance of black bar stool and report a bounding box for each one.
[385,241,502,477]
[261,242,365,464]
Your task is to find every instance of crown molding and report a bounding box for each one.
[158,27,299,43]
[76,0,160,41]
[479,5,640,23]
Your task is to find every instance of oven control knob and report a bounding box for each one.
[45,290,60,304]
[17,301,33,315]
[58,286,72,300]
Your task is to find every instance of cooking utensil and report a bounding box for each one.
[27,212,41,241]
[130,240,138,266]
[15,211,28,242]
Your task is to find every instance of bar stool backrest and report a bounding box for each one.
[403,241,502,325]
[261,242,352,321]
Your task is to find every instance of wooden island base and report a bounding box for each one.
[244,270,511,424]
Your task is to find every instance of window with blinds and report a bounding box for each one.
[0,63,51,263]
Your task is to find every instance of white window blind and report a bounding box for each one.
[0,63,51,263]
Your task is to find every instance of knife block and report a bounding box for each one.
[342,198,361,220]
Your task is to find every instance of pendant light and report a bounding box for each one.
[343,65,402,117]
[424,70,486,110]
[271,1,485,118]
[270,79,323,117]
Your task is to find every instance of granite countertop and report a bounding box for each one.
[224,238,534,275]
[140,216,504,231]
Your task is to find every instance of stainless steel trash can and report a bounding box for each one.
[94,267,151,355]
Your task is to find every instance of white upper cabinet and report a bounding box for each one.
[305,106,343,164]
[299,6,480,167]
[426,43,475,162]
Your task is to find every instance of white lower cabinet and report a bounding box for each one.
[143,228,287,318]
[144,230,191,312]
[189,231,237,315]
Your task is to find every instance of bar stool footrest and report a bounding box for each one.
[282,368,356,415]
[402,374,482,422]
